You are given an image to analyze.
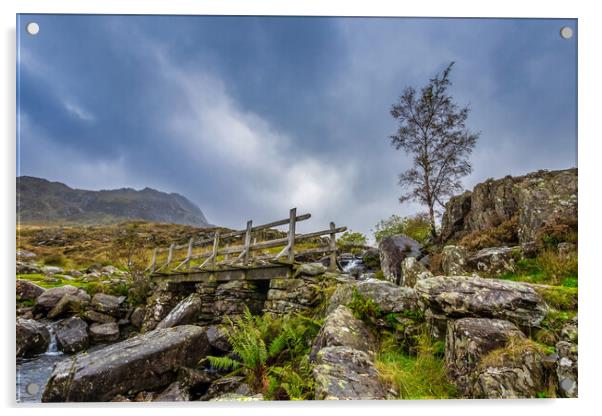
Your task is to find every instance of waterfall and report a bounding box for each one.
[342,258,362,273]
[45,324,62,356]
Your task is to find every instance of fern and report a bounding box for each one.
[207,355,241,372]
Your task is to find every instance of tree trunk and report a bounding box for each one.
[428,204,438,240]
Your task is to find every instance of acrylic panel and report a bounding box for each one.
[16,14,577,403]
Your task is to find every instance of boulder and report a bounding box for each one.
[42,265,64,275]
[206,325,231,353]
[153,381,190,402]
[295,262,326,276]
[34,285,90,315]
[201,376,251,401]
[378,235,421,284]
[313,346,386,400]
[16,318,50,357]
[47,294,89,319]
[415,275,548,327]
[42,325,211,402]
[467,246,518,276]
[16,279,45,301]
[91,293,125,317]
[82,309,116,324]
[130,306,146,329]
[311,305,376,358]
[441,245,468,276]
[400,257,433,288]
[16,261,42,275]
[142,285,183,332]
[445,317,525,395]
[156,293,202,329]
[325,279,419,317]
[56,317,89,353]
[89,322,120,343]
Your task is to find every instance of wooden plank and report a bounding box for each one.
[218,213,311,240]
[329,222,337,271]
[156,264,293,283]
[288,208,296,263]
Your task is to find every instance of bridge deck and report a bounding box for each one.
[152,263,294,283]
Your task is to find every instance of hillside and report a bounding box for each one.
[16,176,210,227]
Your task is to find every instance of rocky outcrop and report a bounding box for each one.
[311,305,386,400]
[156,293,202,329]
[378,235,421,285]
[400,257,433,287]
[440,168,577,244]
[325,279,419,317]
[16,279,45,301]
[16,318,50,357]
[264,278,321,315]
[42,325,210,402]
[56,317,89,353]
[142,283,184,332]
[415,276,548,327]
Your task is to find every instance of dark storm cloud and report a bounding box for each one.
[17,15,577,238]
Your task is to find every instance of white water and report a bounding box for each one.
[342,258,362,273]
[45,324,62,356]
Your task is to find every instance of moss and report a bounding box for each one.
[535,285,577,311]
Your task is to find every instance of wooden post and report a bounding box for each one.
[211,231,220,266]
[166,243,175,269]
[243,220,252,265]
[288,208,296,263]
[185,237,193,268]
[329,221,337,271]
[149,248,157,273]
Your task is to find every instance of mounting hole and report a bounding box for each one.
[26,382,39,395]
[560,26,573,40]
[26,22,40,36]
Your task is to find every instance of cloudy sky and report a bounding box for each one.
[17,15,577,237]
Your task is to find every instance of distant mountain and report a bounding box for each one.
[17,176,210,227]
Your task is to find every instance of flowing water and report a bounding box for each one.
[16,323,66,403]
[342,258,363,274]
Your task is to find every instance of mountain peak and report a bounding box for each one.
[16,176,210,227]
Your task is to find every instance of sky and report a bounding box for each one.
[16,15,577,237]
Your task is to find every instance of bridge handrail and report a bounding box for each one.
[147,208,346,273]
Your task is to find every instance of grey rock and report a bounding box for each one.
[56,317,89,353]
[400,257,433,287]
[82,309,116,324]
[556,317,578,398]
[378,235,421,284]
[16,318,50,357]
[467,246,518,276]
[210,393,264,401]
[206,325,231,353]
[130,306,146,329]
[325,279,419,316]
[16,261,42,275]
[91,293,124,317]
[201,376,251,401]
[295,262,327,276]
[415,275,548,327]
[89,322,120,343]
[445,317,525,395]
[42,265,64,275]
[441,245,468,276]
[42,325,210,402]
[156,293,202,329]
[47,294,90,319]
[34,285,90,315]
[153,381,190,402]
[16,279,45,301]
[264,278,321,315]
[312,346,386,400]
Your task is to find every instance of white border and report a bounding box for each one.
[2,1,600,415]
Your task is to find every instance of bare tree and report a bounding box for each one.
[389,62,479,239]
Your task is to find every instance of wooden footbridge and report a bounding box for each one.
[148,208,347,283]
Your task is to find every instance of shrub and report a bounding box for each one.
[373,213,432,244]
[534,285,578,311]
[458,216,519,251]
[42,253,68,267]
[347,288,382,322]
[536,249,578,286]
[337,231,368,248]
[535,216,578,250]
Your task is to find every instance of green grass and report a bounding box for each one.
[17,273,129,297]
[376,345,457,399]
[498,256,578,288]
[534,285,578,311]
